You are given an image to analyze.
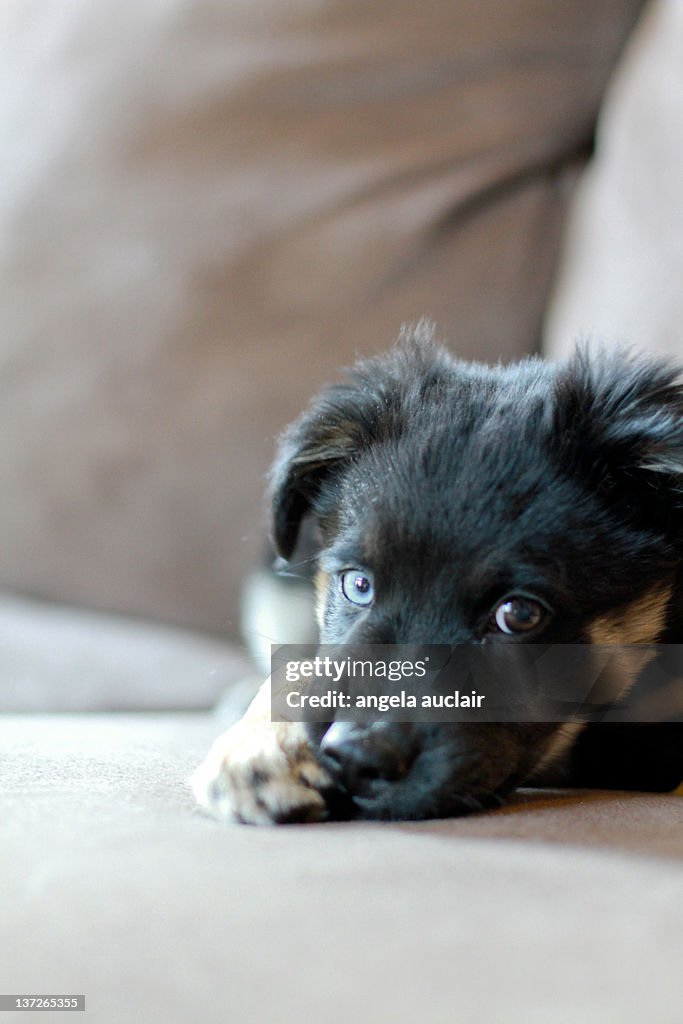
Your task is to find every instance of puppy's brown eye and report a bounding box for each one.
[340,570,374,607]
[493,597,545,635]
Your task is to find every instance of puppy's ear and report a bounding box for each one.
[269,384,380,559]
[269,321,450,558]
[554,347,683,530]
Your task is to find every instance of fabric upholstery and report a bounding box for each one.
[0,592,252,712]
[2,714,681,1023]
[545,0,683,360]
[2,10,681,1020]
[0,0,644,637]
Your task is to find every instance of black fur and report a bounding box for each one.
[270,323,683,820]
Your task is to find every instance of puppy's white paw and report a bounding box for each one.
[192,720,332,825]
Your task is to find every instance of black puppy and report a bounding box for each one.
[193,323,683,823]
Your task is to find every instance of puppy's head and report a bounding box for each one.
[270,324,683,819]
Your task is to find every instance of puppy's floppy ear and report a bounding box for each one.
[269,321,451,558]
[269,383,380,559]
[554,346,683,530]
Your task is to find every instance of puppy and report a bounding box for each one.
[193,323,683,823]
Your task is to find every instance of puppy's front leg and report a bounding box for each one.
[191,679,332,824]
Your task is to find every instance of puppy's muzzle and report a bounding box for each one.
[319,722,413,798]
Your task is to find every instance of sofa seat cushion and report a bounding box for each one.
[2,713,681,1023]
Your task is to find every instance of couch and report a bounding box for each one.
[2,713,682,1023]
[1,2,682,1021]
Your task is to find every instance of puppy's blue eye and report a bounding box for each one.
[340,570,374,607]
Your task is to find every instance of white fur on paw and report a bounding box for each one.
[191,723,332,825]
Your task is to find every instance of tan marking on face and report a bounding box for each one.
[532,722,587,777]
[314,569,330,631]
[586,583,673,709]
[534,584,672,781]
[588,583,673,645]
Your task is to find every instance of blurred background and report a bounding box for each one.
[0,0,681,711]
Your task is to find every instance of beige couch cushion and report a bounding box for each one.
[2,714,681,1023]
[0,592,252,711]
[0,1,643,637]
[545,0,683,360]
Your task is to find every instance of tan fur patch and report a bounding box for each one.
[588,584,673,645]
[534,585,673,781]
[314,568,330,631]
[585,583,674,712]
[532,722,587,777]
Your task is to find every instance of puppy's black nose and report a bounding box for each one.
[319,722,408,795]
